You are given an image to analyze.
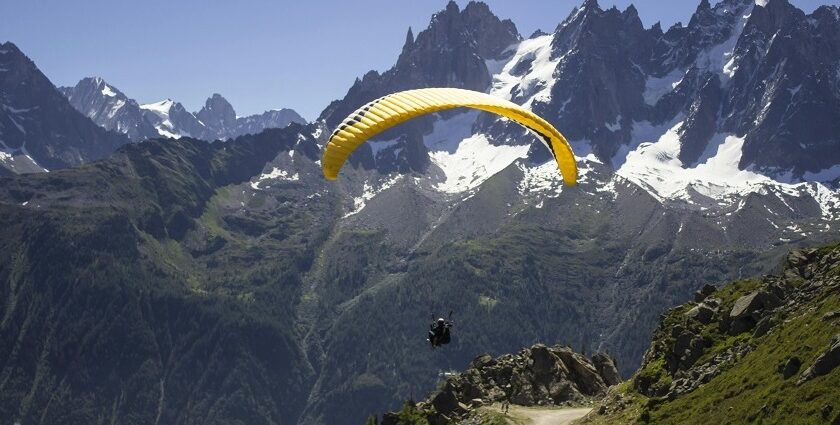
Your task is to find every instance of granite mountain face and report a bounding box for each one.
[317,1,520,176]
[1,1,839,425]
[196,93,238,139]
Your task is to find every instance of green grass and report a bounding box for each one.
[712,278,762,307]
[634,357,672,395]
[649,290,839,424]
[198,187,236,240]
[379,401,430,424]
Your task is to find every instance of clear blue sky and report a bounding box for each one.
[1,0,835,120]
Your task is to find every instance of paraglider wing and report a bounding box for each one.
[321,88,578,185]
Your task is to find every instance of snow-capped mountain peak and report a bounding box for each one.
[139,99,175,117]
[60,77,160,141]
[139,99,183,138]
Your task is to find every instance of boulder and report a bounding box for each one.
[780,357,801,379]
[591,353,622,386]
[765,282,789,301]
[686,303,716,324]
[554,347,607,395]
[729,290,781,335]
[471,354,495,369]
[785,249,817,279]
[728,316,756,335]
[694,284,717,302]
[798,335,840,384]
[509,375,536,406]
[430,385,460,415]
[460,379,484,401]
[548,380,577,403]
[753,316,774,338]
[531,344,560,376]
[674,332,693,355]
[822,310,840,321]
[484,385,506,401]
[730,290,780,320]
[821,404,833,422]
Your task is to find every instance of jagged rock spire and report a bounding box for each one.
[403,27,414,52]
[581,0,601,11]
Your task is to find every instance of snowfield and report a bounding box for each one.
[140,100,182,139]
[490,34,563,108]
[345,174,403,218]
[430,134,530,194]
[251,167,300,190]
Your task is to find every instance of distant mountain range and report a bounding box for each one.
[0,42,304,175]
[60,77,306,142]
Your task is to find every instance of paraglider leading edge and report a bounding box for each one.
[321,87,578,186]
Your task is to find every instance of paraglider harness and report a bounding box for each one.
[428,311,454,348]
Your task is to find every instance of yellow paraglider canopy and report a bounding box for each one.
[322,88,577,186]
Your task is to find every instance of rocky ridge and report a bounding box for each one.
[582,243,840,424]
[376,343,620,424]
[59,77,159,141]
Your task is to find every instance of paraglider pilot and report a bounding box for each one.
[428,314,453,348]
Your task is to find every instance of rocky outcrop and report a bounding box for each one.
[379,343,618,424]
[693,284,717,302]
[585,243,840,424]
[780,356,801,379]
[451,344,615,408]
[591,353,622,386]
[632,245,840,400]
[685,298,718,324]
